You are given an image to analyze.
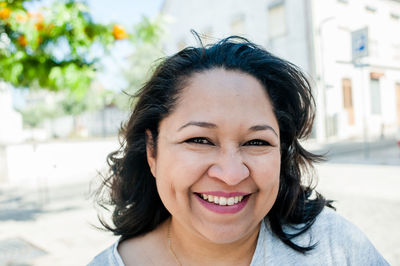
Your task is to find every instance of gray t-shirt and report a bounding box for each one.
[88,208,388,265]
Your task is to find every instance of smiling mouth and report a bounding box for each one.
[195,193,250,206]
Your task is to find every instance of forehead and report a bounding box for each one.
[162,68,279,132]
[180,68,271,109]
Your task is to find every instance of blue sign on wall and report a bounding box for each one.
[351,27,369,60]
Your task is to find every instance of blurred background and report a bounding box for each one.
[0,0,399,265]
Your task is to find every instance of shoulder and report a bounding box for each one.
[311,207,375,248]
[87,240,124,266]
[87,234,164,266]
[309,208,389,264]
[262,207,389,265]
[89,221,169,265]
[311,207,363,238]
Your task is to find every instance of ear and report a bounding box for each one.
[145,130,157,178]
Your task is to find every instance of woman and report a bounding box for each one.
[89,36,388,265]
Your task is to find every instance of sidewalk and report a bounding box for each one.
[316,163,400,265]
[304,137,400,166]
[0,178,118,265]
[303,136,398,157]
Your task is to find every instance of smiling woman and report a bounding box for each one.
[145,69,281,248]
[89,35,388,265]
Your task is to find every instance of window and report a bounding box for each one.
[365,5,377,13]
[342,78,355,125]
[370,78,381,115]
[267,1,286,39]
[343,79,353,108]
[391,13,400,20]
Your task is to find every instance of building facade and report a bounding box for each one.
[160,0,400,142]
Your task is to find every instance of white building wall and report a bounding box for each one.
[267,0,311,73]
[161,0,311,72]
[160,0,400,142]
[312,0,400,141]
[161,0,269,54]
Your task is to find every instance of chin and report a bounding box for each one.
[199,222,259,245]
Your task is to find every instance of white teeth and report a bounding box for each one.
[200,194,246,206]
[214,196,219,204]
[227,197,235,205]
[234,196,239,204]
[219,197,227,205]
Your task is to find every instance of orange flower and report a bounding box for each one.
[0,8,11,20]
[16,14,28,23]
[18,35,27,47]
[35,22,44,31]
[112,24,128,40]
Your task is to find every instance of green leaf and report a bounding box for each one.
[1,0,163,118]
[10,62,23,83]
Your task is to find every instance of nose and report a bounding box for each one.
[207,149,250,186]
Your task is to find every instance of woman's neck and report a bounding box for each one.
[167,218,261,266]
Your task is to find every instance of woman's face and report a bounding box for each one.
[146,68,281,244]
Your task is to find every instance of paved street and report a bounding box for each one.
[0,143,399,265]
[316,163,400,265]
[0,179,118,265]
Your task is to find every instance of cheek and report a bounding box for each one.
[250,152,281,211]
[246,152,280,218]
[155,151,210,217]
[155,149,209,198]
[168,148,210,177]
[250,151,281,187]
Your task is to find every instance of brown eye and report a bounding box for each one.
[245,139,270,146]
[186,137,213,145]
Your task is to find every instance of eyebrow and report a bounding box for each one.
[178,121,217,131]
[178,121,278,137]
[249,125,278,137]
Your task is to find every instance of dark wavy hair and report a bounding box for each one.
[96,35,333,253]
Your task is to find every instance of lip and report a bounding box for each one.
[195,193,250,214]
[196,191,249,197]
